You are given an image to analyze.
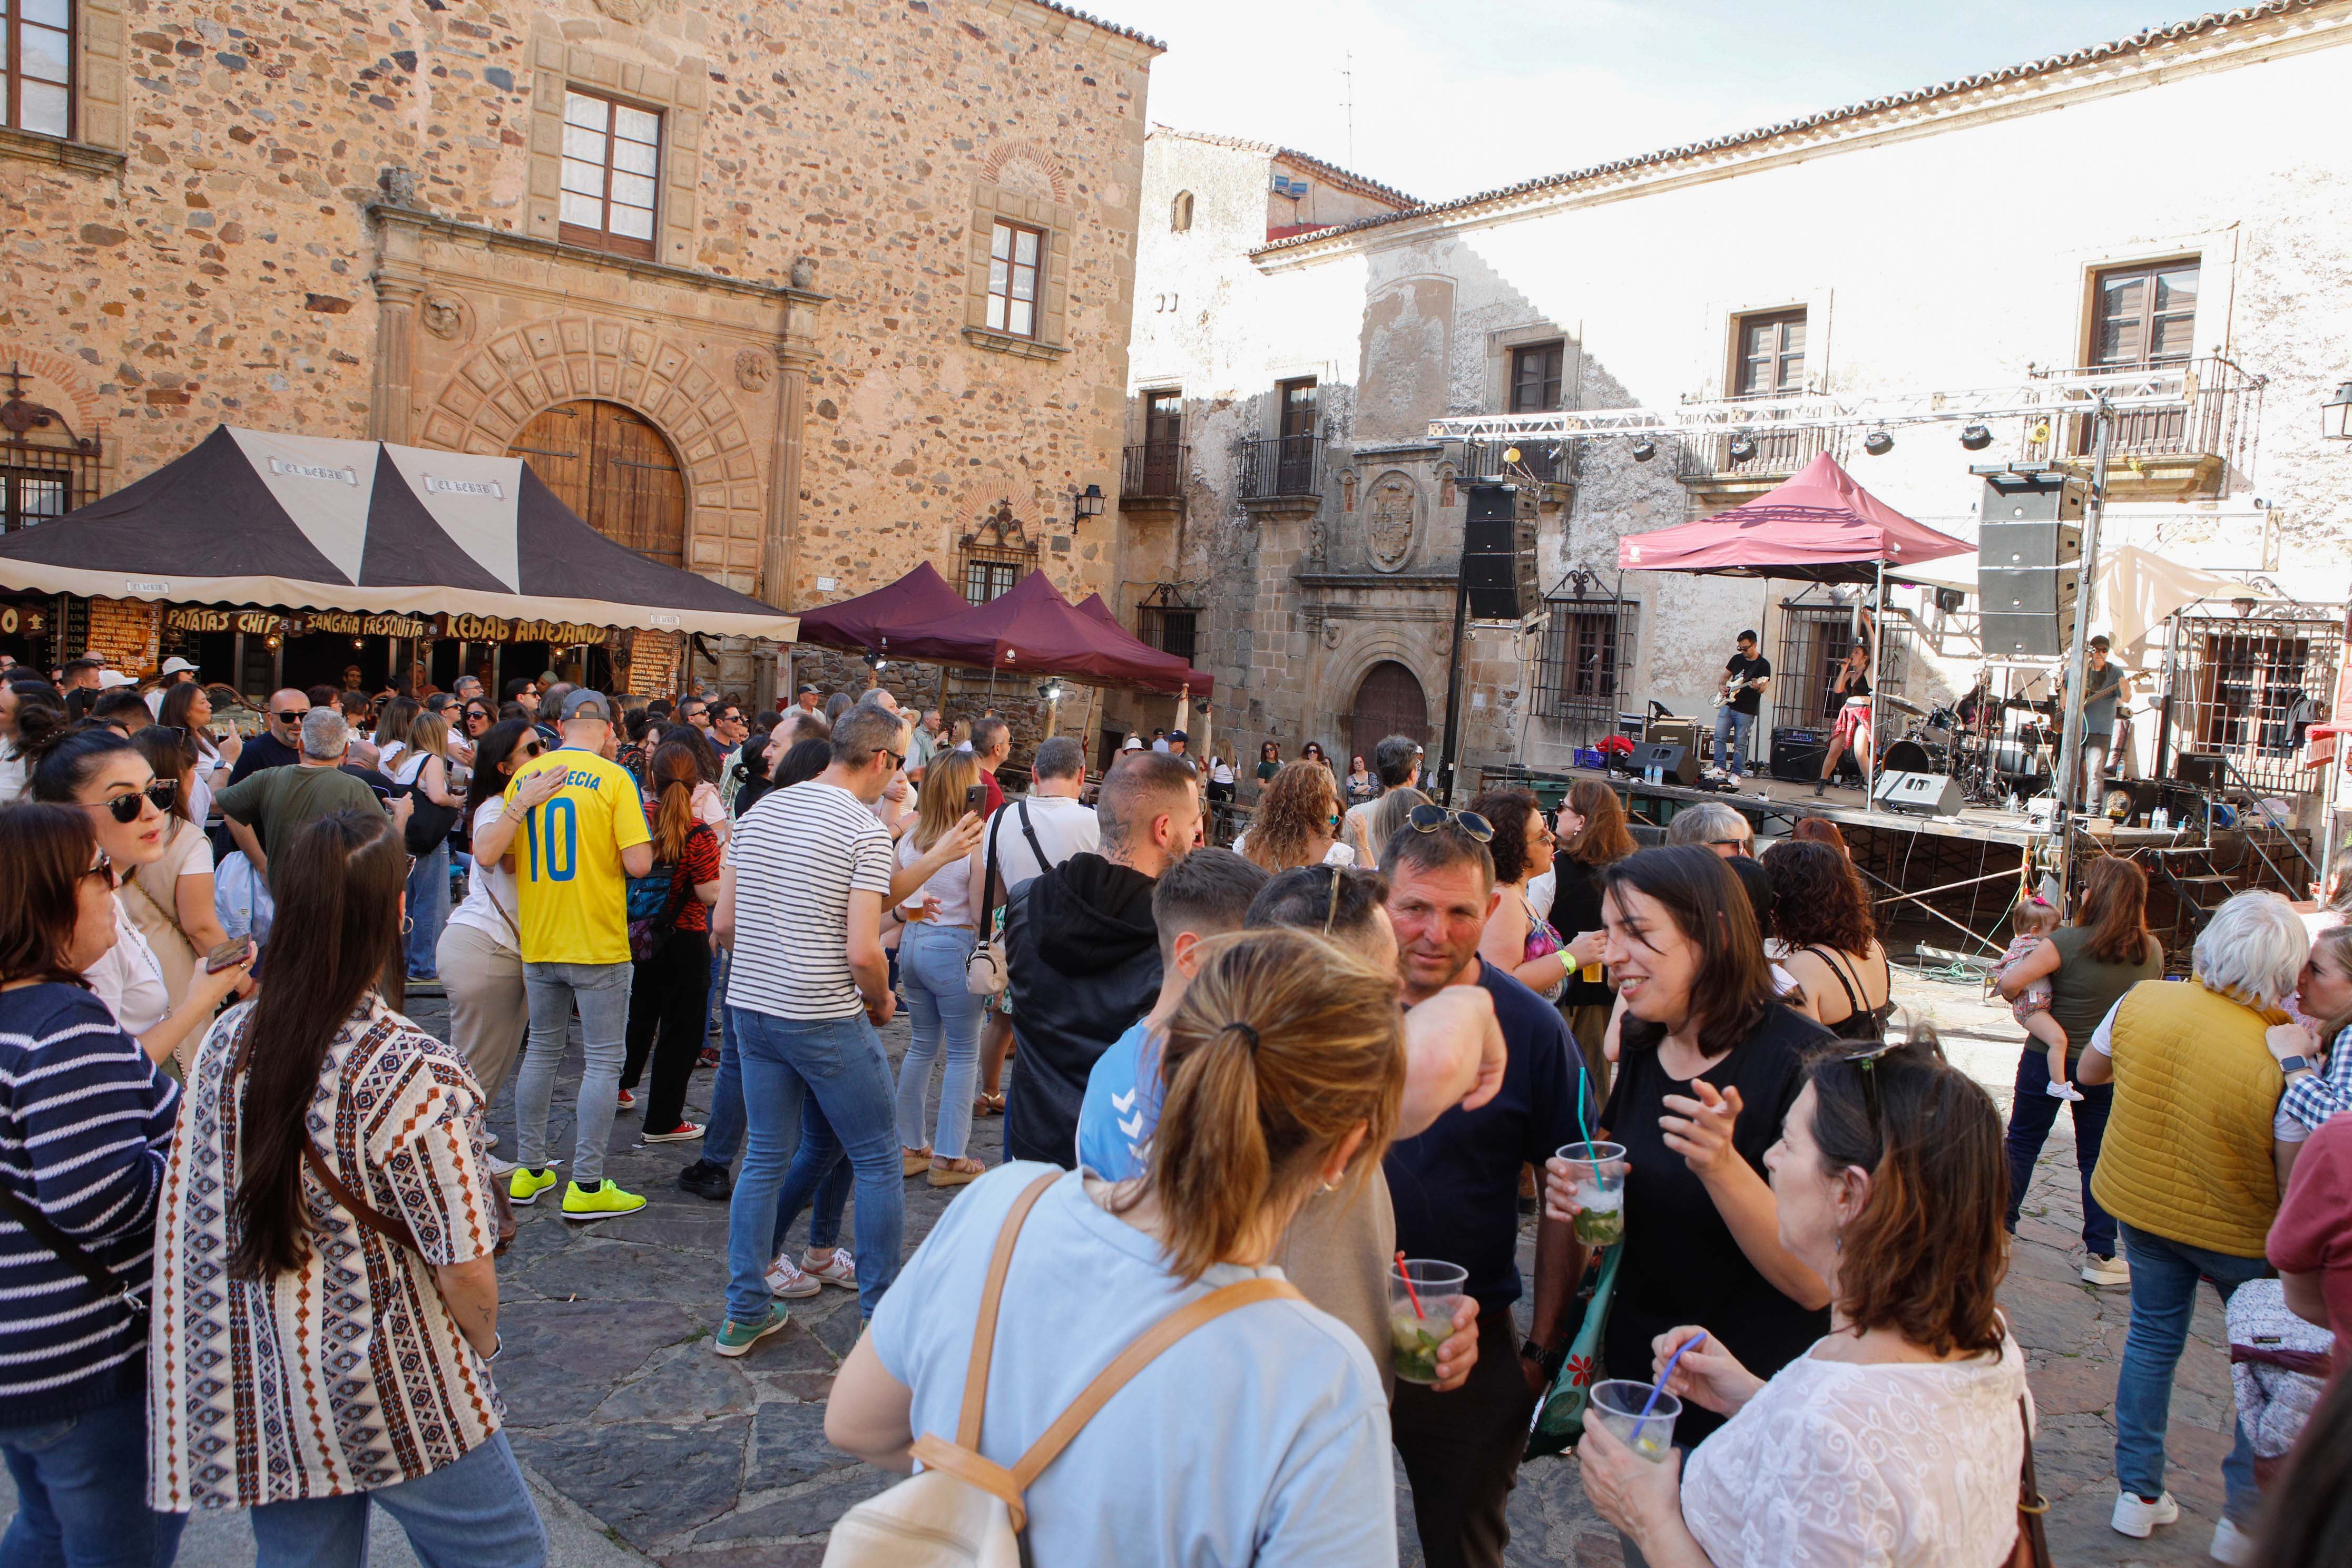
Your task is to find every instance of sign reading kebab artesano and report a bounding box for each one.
[162,606,614,644]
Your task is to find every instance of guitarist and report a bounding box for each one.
[1709,629,1772,788]
[2069,635,2130,811]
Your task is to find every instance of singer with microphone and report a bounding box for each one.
[1813,638,1875,798]
[1709,630,1772,788]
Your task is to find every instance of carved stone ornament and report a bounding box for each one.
[1306,517,1327,564]
[790,255,818,290]
[734,347,775,393]
[420,293,468,341]
[1369,475,1417,572]
[1323,623,1343,650]
[592,0,664,22]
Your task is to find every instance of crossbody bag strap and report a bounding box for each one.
[300,1139,423,1258]
[1008,1276,1304,1490]
[978,805,1010,926]
[0,1183,148,1322]
[955,1170,1061,1449]
[1014,799,1048,869]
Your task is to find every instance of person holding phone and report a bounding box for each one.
[891,751,991,1188]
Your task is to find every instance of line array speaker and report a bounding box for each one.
[1463,484,1539,621]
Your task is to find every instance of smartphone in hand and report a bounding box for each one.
[964,783,987,816]
[203,938,251,974]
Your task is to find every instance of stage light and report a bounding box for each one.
[1037,679,1064,703]
[1958,424,1993,452]
[1630,438,1657,463]
[1727,431,1758,463]
[2324,380,2352,442]
[1864,429,1895,456]
[862,648,888,673]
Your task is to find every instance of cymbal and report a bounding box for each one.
[1881,693,1925,718]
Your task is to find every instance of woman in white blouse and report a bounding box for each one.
[894,749,986,1187]
[122,726,230,1037]
[1574,1032,2028,1567]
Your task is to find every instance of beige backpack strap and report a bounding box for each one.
[906,1434,1028,1526]
[1007,1276,1304,1491]
[955,1171,1062,1450]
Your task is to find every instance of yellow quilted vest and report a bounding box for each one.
[2088,979,2284,1258]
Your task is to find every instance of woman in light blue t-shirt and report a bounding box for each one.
[827,927,1408,1566]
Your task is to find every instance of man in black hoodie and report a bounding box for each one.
[1002,749,1201,1164]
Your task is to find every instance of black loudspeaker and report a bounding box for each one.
[1770,728,1828,782]
[1873,770,1963,817]
[1978,473,2086,659]
[1643,716,1699,756]
[1463,484,1538,621]
[2172,751,2224,790]
[1631,742,1698,787]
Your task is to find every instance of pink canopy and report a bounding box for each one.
[790,562,968,652]
[888,571,1212,697]
[1615,452,1970,584]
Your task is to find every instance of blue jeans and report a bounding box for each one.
[705,953,746,1164]
[405,842,450,979]
[2002,1047,2117,1256]
[247,1431,545,1568]
[724,1007,903,1326]
[514,961,633,1187]
[1711,705,1757,775]
[702,978,850,1247]
[2112,1222,2266,1524]
[895,924,982,1160]
[0,1388,185,1568]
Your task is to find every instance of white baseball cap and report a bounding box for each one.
[161,655,199,675]
[98,670,138,689]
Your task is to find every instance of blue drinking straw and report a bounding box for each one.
[1632,1331,1706,1444]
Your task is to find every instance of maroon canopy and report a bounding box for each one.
[889,571,1212,696]
[1615,452,1969,585]
[1074,592,1122,629]
[790,562,968,652]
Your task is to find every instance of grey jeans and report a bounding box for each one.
[514,961,634,1186]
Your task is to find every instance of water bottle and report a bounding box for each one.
[2006,789,2022,815]
[2153,806,2170,832]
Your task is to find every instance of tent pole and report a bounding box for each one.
[2052,397,2114,908]
[1868,561,1885,800]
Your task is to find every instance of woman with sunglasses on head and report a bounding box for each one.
[122,726,231,1037]
[1551,846,1834,1456]
[30,724,253,1068]
[437,718,558,1105]
[0,805,191,1568]
[1471,787,1577,1004]
[156,678,241,825]
[1236,758,1354,872]
[1572,1031,2028,1568]
[149,808,543,1565]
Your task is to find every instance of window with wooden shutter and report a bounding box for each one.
[4,0,74,138]
[1510,342,1564,414]
[2090,260,2199,368]
[1733,309,1806,397]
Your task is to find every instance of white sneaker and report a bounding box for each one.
[2112,1489,2180,1538]
[2045,1080,2085,1102]
[765,1253,821,1299]
[2083,1252,2131,1287]
[2209,1516,2256,1565]
[801,1249,858,1290]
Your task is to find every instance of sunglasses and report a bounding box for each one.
[91,780,177,823]
[275,709,309,723]
[1708,838,1749,850]
[82,850,117,889]
[1841,1038,1904,1143]
[879,748,907,771]
[1406,802,1494,843]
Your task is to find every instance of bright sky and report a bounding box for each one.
[1088,0,2188,202]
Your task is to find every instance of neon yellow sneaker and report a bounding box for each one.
[561,1179,648,1222]
[508,1167,560,1206]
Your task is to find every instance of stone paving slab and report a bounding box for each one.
[0,973,2251,1565]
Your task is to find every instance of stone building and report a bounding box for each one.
[1128,0,2352,803]
[0,0,1160,706]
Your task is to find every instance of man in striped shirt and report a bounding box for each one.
[711,704,980,1356]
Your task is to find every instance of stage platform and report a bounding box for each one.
[1586,768,2182,851]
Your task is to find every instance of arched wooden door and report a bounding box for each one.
[1349,660,1429,768]
[508,400,688,567]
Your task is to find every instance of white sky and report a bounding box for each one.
[1085,1,2190,202]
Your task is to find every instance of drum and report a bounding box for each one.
[1923,705,1960,747]
[1879,738,1944,776]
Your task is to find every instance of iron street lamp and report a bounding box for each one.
[2324,380,2352,442]
[1073,483,1104,523]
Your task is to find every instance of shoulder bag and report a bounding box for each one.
[2008,1395,2053,1567]
[822,1172,1300,1566]
[399,755,462,857]
[628,822,709,965]
[1523,1239,1623,1459]
[965,806,1013,996]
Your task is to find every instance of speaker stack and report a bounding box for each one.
[1769,727,1828,783]
[1463,484,1540,621]
[1976,471,2085,659]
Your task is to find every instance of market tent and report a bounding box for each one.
[889,570,1211,696]
[1074,590,1209,742]
[0,424,798,639]
[791,562,968,652]
[1615,452,1971,583]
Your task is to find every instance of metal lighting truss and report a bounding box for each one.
[1424,363,2194,444]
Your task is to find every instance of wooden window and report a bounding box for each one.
[987,221,1044,338]
[1510,342,1564,414]
[963,560,1018,604]
[1734,309,1806,397]
[4,0,73,138]
[2091,260,2199,367]
[1278,377,1318,439]
[558,89,661,260]
[1170,191,1194,232]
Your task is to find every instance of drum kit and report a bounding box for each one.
[1875,689,2056,807]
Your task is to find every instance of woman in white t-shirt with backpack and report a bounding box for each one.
[435,719,560,1106]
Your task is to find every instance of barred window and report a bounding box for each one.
[1534,596,1634,739]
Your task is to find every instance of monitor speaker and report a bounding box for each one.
[1463,484,1538,621]
[1770,728,1828,782]
[1631,742,1698,788]
[1977,473,2086,659]
[1873,769,1963,817]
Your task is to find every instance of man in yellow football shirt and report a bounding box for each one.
[506,689,658,1220]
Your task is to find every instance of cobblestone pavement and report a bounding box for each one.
[0,972,2243,1566]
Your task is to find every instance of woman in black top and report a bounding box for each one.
[1548,846,1832,1445]
[1814,640,1874,797]
[1551,779,1636,1093]
[1760,838,1895,1042]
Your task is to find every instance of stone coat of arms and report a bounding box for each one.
[1369,477,1417,572]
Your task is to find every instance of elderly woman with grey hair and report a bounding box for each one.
[2076,890,2310,1561]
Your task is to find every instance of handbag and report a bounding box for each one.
[397,756,462,857]
[1523,1240,1623,1460]
[2008,1395,2053,1567]
[965,802,1051,997]
[821,1172,1299,1566]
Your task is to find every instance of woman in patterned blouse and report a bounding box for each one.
[149,808,545,1565]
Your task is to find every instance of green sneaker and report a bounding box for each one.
[714,1302,791,1358]
[560,1179,648,1222]
[508,1167,560,1206]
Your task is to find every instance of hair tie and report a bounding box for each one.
[1219,1021,1261,1052]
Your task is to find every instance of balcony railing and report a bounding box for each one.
[1120,442,1189,502]
[1675,422,1846,481]
[1237,434,1320,500]
[1458,438,1566,484]
[2021,356,2262,467]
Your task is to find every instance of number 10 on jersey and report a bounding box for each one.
[524,796,578,883]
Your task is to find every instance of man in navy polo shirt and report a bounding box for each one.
[1383,817,1594,1568]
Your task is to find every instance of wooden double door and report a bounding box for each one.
[508,399,688,567]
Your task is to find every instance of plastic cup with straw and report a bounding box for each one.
[1584,1331,1705,1461]
[1387,1253,1466,1385]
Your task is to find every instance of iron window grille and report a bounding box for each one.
[1533,573,1636,743]
[0,364,100,534]
[1135,584,1200,666]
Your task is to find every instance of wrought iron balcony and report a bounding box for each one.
[1120,442,1189,502]
[1237,434,1320,501]
[2017,356,2262,498]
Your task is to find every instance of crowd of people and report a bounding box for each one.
[4,645,2352,1565]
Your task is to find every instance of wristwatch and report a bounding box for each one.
[1522,1337,1566,1380]
[2278,1054,2314,1076]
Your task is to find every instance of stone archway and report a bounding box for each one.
[1348,660,1430,768]
[508,400,689,567]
